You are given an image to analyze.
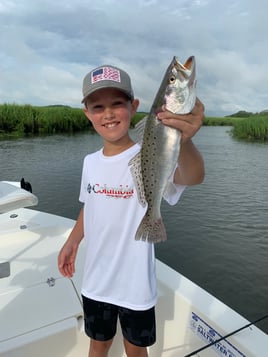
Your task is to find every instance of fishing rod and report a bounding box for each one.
[184,313,268,357]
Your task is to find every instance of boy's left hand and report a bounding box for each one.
[157,97,205,141]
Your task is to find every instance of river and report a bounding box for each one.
[1,126,268,333]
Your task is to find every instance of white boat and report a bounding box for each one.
[0,180,267,357]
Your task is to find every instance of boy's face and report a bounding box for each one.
[83,88,139,144]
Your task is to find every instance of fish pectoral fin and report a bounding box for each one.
[129,152,147,207]
[135,216,167,243]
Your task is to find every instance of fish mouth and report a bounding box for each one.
[171,56,196,83]
[174,55,195,71]
[174,56,195,71]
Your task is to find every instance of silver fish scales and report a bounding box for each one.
[129,56,196,243]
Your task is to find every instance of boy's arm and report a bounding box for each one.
[58,207,84,278]
[174,139,204,185]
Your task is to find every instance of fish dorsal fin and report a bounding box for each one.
[134,115,148,145]
[128,151,147,208]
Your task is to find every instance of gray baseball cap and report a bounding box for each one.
[81,64,134,103]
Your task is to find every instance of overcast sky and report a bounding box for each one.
[0,0,267,116]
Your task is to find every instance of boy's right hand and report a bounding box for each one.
[58,242,79,278]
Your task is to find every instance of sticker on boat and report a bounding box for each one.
[189,312,245,357]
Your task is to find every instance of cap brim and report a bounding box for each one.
[81,84,133,103]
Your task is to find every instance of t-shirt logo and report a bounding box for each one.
[87,182,134,199]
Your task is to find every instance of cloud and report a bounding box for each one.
[0,0,267,115]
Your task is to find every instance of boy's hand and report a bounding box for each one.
[58,242,79,278]
[157,97,205,141]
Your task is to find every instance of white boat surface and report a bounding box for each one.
[0,181,267,357]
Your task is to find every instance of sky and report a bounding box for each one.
[0,0,267,116]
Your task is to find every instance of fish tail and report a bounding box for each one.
[135,215,167,243]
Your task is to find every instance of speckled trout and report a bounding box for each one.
[129,56,196,243]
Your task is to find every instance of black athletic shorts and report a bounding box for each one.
[82,295,156,347]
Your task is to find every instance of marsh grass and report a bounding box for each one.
[203,115,268,141]
[0,104,92,137]
[231,115,268,141]
[203,116,244,126]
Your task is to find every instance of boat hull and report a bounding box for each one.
[0,207,267,356]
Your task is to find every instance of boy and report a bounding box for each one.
[58,64,205,357]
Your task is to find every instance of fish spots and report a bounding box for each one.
[129,152,147,207]
[129,56,196,243]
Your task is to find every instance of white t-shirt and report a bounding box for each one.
[79,144,185,310]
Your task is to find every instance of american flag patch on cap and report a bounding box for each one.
[91,67,121,84]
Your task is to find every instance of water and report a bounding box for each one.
[1,127,268,333]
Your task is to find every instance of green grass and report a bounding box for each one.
[203,116,244,126]
[0,103,92,137]
[131,112,147,127]
[231,115,268,141]
[203,114,268,141]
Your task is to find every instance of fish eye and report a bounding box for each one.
[169,75,176,84]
